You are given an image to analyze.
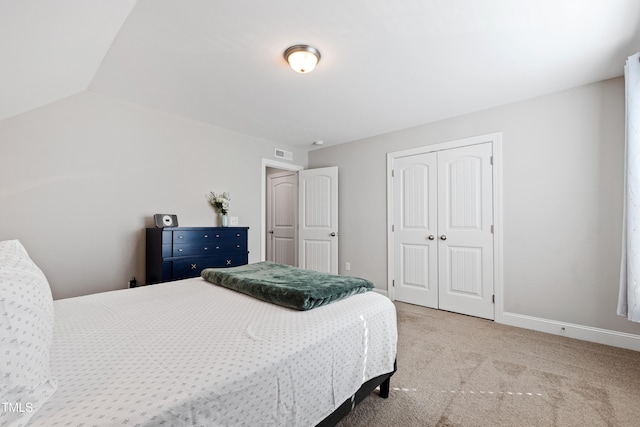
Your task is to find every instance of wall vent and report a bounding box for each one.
[275,148,293,160]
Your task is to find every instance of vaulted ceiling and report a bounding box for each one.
[3,0,640,149]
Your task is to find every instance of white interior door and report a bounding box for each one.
[437,143,494,319]
[393,153,439,307]
[298,166,338,273]
[391,142,494,320]
[266,170,297,266]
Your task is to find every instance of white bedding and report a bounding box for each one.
[29,278,397,426]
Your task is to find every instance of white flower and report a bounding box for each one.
[207,191,231,215]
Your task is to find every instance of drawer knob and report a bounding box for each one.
[204,234,208,238]
[204,247,208,251]
[178,235,184,239]
[178,248,183,252]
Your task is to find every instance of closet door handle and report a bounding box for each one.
[440,235,447,240]
[428,235,435,240]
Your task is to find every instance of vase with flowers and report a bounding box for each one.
[207,191,230,227]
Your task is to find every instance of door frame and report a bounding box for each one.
[261,159,304,262]
[386,132,504,322]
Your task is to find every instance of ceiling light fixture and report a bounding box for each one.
[284,44,321,73]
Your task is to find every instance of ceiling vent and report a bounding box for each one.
[275,148,293,160]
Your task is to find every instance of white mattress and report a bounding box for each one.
[29,278,397,426]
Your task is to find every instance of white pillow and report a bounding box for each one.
[0,240,57,426]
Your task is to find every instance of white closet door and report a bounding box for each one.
[437,143,494,319]
[298,167,338,273]
[393,153,439,308]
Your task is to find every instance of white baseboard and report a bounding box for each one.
[499,312,640,352]
[373,288,388,298]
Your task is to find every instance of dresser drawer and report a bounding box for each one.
[173,230,216,244]
[173,228,246,243]
[173,240,247,257]
[172,254,249,280]
[207,229,247,241]
[213,228,247,241]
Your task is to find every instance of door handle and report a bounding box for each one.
[330,232,337,237]
[428,235,435,240]
[440,235,447,240]
[268,230,274,234]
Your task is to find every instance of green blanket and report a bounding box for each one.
[200,261,374,310]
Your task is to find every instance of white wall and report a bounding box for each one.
[0,91,307,299]
[309,77,640,338]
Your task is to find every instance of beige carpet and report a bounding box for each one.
[338,302,640,427]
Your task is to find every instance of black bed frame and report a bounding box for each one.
[316,361,397,427]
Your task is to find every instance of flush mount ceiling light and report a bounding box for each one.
[284,44,321,73]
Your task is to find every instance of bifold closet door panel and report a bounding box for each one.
[437,143,494,320]
[392,152,438,308]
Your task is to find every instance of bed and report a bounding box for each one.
[0,240,397,426]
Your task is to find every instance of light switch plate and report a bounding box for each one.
[229,216,239,225]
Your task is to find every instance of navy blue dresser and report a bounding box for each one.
[145,227,249,285]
